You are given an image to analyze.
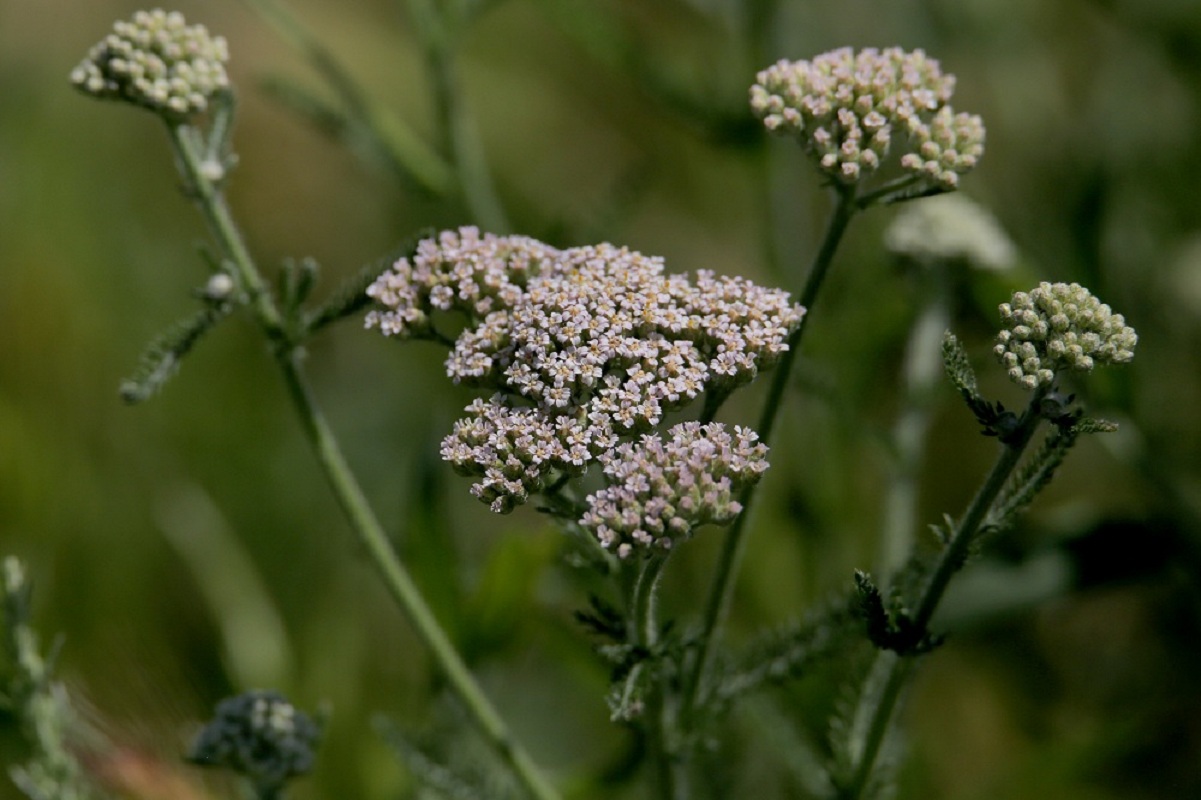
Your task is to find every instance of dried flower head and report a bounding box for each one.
[188,690,320,793]
[580,422,769,558]
[750,47,984,191]
[71,9,230,121]
[884,193,1016,270]
[994,282,1138,390]
[369,228,803,513]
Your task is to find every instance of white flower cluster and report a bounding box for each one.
[71,9,230,121]
[368,227,803,513]
[995,282,1138,390]
[750,47,984,190]
[581,422,769,559]
[884,193,1016,271]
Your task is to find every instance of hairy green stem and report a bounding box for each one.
[842,388,1047,799]
[681,186,858,725]
[630,558,682,800]
[166,122,559,800]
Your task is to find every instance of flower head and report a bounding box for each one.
[994,282,1137,390]
[884,193,1016,270]
[188,690,320,793]
[71,9,230,121]
[750,47,984,191]
[370,228,803,513]
[581,422,769,558]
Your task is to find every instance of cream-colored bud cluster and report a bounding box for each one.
[995,282,1138,390]
[750,47,984,190]
[369,227,802,514]
[71,9,229,121]
[581,422,768,559]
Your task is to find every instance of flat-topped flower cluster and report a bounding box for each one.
[995,282,1138,390]
[750,47,984,190]
[581,422,769,558]
[367,227,802,515]
[71,9,230,121]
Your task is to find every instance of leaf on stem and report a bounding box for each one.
[826,653,906,800]
[305,230,432,335]
[2,558,97,800]
[851,571,941,656]
[712,594,858,707]
[120,304,233,404]
[375,716,509,800]
[243,0,454,195]
[941,330,978,398]
[278,255,319,329]
[988,414,1114,534]
[942,331,1017,438]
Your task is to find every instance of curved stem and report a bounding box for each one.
[681,186,858,723]
[166,123,559,800]
[841,388,1047,799]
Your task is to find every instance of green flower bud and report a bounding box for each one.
[994,282,1137,390]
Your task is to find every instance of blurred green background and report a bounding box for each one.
[3,0,1201,797]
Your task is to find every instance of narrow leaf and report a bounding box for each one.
[305,230,432,334]
[120,305,231,404]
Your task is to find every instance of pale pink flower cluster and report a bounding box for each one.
[750,47,984,190]
[367,227,803,514]
[581,422,769,559]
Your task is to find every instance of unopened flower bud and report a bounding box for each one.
[71,9,230,122]
[994,282,1137,389]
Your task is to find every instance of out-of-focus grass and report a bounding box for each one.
[2,1,1200,798]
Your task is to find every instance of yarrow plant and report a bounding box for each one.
[70,9,229,121]
[884,192,1017,271]
[366,227,802,515]
[995,282,1138,389]
[751,47,984,195]
[188,690,322,798]
[20,7,1145,800]
[581,422,769,558]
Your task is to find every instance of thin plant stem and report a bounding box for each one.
[241,0,454,196]
[879,270,951,580]
[630,558,682,800]
[681,185,858,723]
[407,0,510,231]
[165,122,559,800]
[841,388,1047,799]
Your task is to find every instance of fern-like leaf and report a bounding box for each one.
[374,716,512,800]
[714,594,858,706]
[304,230,432,335]
[1073,416,1119,434]
[942,331,1020,437]
[988,426,1078,533]
[119,304,232,404]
